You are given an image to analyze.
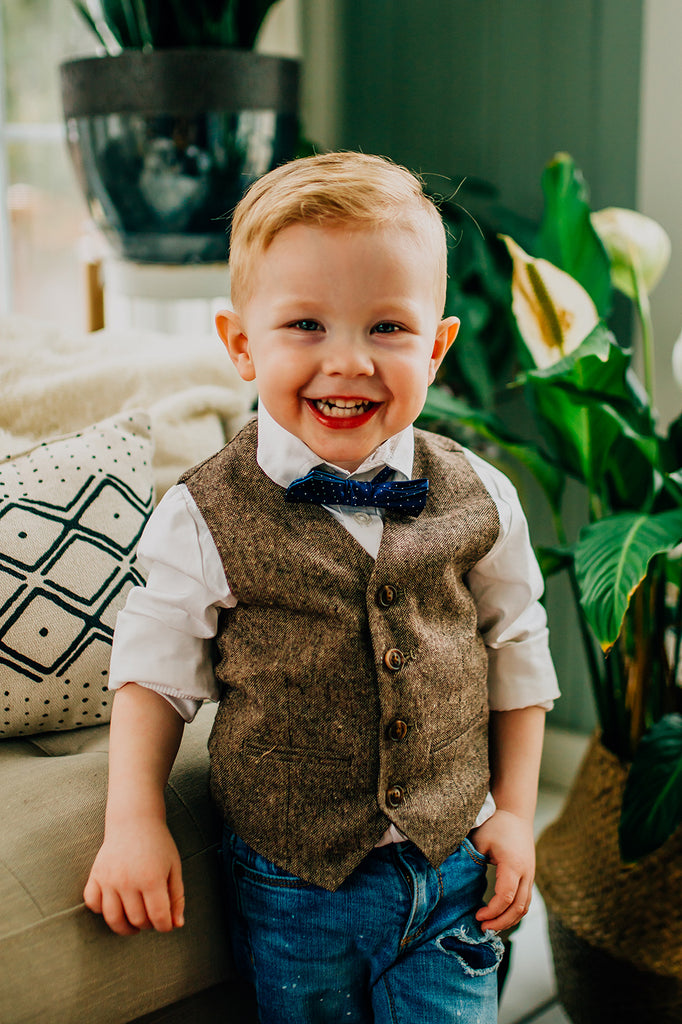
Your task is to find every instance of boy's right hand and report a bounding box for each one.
[83,819,185,936]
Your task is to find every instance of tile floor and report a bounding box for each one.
[497,787,572,1024]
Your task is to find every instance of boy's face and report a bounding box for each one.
[217,222,458,472]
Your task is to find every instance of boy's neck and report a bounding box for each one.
[255,402,415,487]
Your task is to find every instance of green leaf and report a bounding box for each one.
[130,0,153,48]
[71,0,281,49]
[619,714,682,860]
[72,2,110,49]
[523,323,630,399]
[235,0,281,48]
[574,509,682,649]
[522,326,628,492]
[665,412,682,472]
[99,0,134,47]
[529,384,621,494]
[521,324,659,500]
[537,153,612,318]
[420,386,564,514]
[451,329,496,409]
[536,544,574,578]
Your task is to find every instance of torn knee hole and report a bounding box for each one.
[436,926,504,976]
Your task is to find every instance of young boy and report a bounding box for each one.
[85,152,559,1023]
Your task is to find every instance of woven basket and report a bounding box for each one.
[536,734,682,1023]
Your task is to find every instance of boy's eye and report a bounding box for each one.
[373,322,401,334]
[290,319,322,331]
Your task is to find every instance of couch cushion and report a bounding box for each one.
[0,701,234,1024]
[0,412,153,737]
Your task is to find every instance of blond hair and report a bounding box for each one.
[228,152,447,313]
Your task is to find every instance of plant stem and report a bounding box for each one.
[551,487,611,739]
[673,579,682,701]
[632,259,656,409]
[567,562,607,715]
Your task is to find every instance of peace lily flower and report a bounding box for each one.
[672,324,682,390]
[591,208,670,404]
[501,235,599,369]
[591,207,671,299]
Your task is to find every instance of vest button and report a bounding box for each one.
[386,785,405,808]
[387,719,409,742]
[377,583,398,608]
[383,648,405,671]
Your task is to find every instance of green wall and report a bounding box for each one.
[305,0,643,215]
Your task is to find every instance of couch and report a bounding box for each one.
[0,317,258,1023]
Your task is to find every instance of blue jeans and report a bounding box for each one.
[221,827,504,1023]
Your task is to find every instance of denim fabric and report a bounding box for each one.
[221,827,504,1023]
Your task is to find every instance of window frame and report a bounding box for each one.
[0,12,12,314]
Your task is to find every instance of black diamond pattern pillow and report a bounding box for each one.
[0,412,153,736]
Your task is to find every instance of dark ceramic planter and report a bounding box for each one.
[60,49,299,264]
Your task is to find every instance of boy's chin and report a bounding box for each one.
[307,440,383,473]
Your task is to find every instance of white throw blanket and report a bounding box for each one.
[0,315,257,497]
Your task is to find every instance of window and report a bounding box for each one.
[0,0,300,332]
[0,0,96,329]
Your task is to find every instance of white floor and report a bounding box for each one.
[497,787,572,1024]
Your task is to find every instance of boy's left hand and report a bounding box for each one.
[468,809,535,933]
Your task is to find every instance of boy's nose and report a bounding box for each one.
[321,337,374,377]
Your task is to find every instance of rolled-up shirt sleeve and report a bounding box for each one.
[109,484,235,721]
[463,450,560,711]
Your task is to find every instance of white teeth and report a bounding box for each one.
[313,399,374,417]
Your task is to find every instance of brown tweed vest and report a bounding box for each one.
[181,419,500,890]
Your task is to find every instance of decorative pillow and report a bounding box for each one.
[0,412,153,737]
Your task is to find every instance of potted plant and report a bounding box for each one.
[422,174,536,411]
[60,1,300,263]
[420,153,682,1023]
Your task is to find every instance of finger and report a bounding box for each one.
[478,878,533,932]
[476,863,520,922]
[122,890,155,932]
[168,859,185,928]
[479,900,528,933]
[83,875,103,915]
[100,888,141,936]
[142,883,174,933]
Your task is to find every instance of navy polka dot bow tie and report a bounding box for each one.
[284,465,429,516]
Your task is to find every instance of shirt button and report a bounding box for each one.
[353,511,372,525]
[387,719,409,742]
[383,648,405,671]
[377,583,398,608]
[386,785,405,808]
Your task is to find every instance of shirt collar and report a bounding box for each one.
[255,401,415,488]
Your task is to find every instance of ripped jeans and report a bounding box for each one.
[221,827,504,1023]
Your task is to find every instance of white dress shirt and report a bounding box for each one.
[110,403,560,835]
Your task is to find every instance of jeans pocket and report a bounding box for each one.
[460,836,489,869]
[226,827,313,891]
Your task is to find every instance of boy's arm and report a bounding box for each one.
[470,705,546,933]
[83,682,186,935]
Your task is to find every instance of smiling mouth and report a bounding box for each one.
[305,397,380,428]
[311,398,376,418]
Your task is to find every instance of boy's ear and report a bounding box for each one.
[215,309,256,382]
[428,316,459,384]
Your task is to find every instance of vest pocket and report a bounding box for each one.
[430,707,487,756]
[428,712,490,826]
[243,741,353,767]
